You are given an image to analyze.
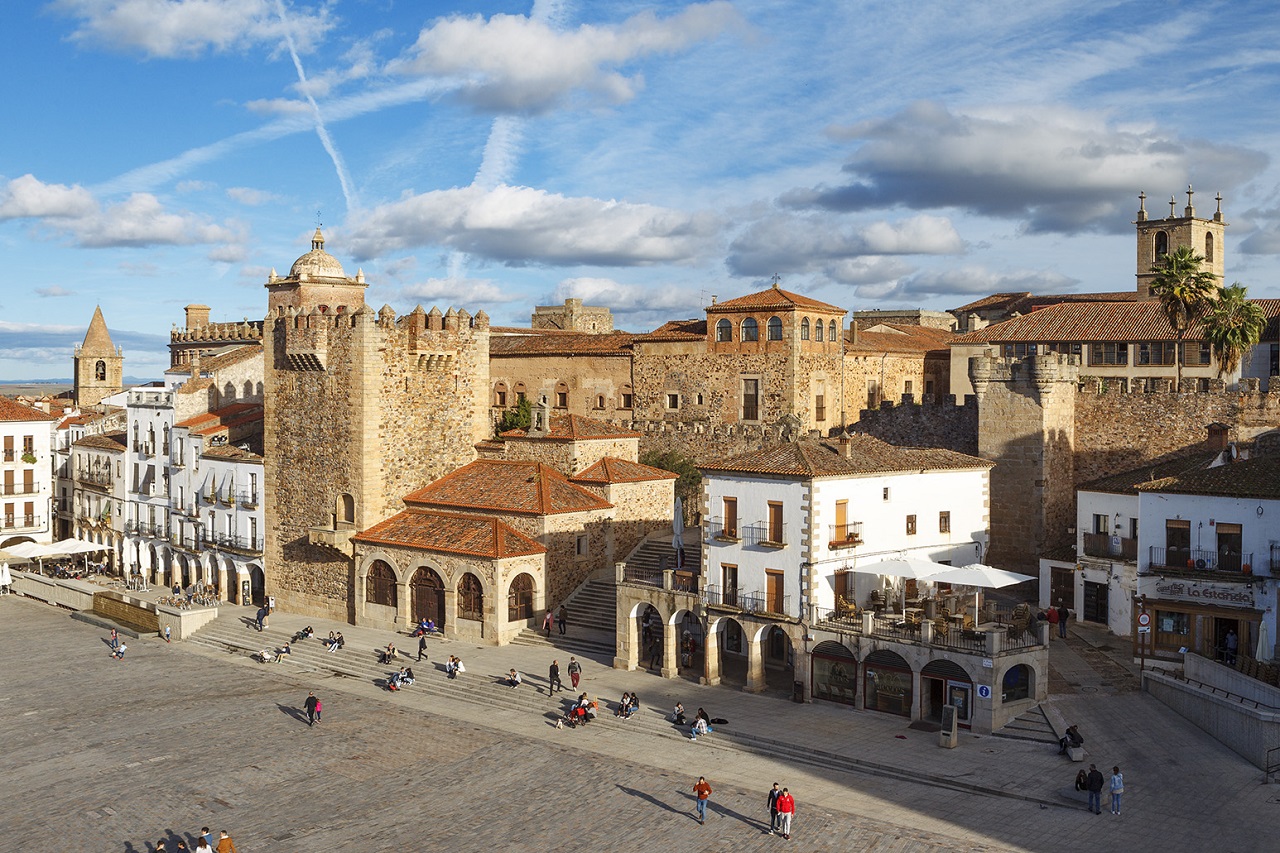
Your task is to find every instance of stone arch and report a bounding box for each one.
[336,493,355,525]
[0,535,35,549]
[1000,663,1034,703]
[365,559,398,608]
[247,563,265,607]
[507,572,536,622]
[707,614,749,686]
[1155,230,1168,258]
[411,566,445,628]
[94,360,106,381]
[493,381,509,407]
[668,607,703,672]
[757,623,796,691]
[457,572,484,623]
[863,648,912,717]
[811,640,857,705]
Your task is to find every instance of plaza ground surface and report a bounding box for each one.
[1,594,1275,852]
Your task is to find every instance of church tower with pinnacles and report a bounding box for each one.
[73,305,124,410]
[1134,186,1227,298]
[262,229,491,620]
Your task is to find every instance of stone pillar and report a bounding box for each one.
[443,587,458,640]
[662,569,673,591]
[702,626,721,686]
[397,581,411,628]
[910,669,923,722]
[744,633,766,692]
[661,620,679,678]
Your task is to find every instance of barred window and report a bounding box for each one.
[508,573,534,621]
[459,573,484,620]
[366,560,397,608]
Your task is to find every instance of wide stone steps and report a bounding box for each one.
[511,627,616,657]
[992,705,1058,744]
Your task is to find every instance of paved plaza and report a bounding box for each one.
[1,595,1275,852]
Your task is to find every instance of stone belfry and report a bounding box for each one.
[73,305,124,409]
[1134,186,1227,298]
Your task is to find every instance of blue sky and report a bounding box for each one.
[3,0,1280,381]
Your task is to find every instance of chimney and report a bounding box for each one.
[849,321,859,346]
[1206,422,1230,452]
[185,304,211,330]
[838,430,853,458]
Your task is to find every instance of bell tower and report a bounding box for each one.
[1134,187,1227,298]
[73,305,124,409]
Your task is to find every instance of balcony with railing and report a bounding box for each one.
[1,514,42,532]
[743,521,786,549]
[1147,546,1256,577]
[75,468,113,489]
[621,564,664,587]
[1,482,42,495]
[705,516,740,543]
[828,522,864,550]
[811,605,1048,656]
[126,521,168,539]
[209,531,264,553]
[702,584,791,617]
[238,490,260,509]
[1082,532,1138,561]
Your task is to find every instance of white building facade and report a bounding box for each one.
[0,399,57,548]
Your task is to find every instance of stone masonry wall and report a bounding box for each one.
[489,352,633,428]
[850,397,979,455]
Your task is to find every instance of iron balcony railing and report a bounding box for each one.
[705,517,740,542]
[2,482,42,495]
[75,469,113,488]
[209,531,263,552]
[1,514,42,531]
[238,491,260,508]
[743,522,786,548]
[1149,546,1254,574]
[621,565,663,587]
[828,522,864,549]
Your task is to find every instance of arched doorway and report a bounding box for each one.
[507,573,535,624]
[761,625,795,690]
[411,566,445,628]
[365,560,398,609]
[864,649,912,717]
[636,604,663,670]
[248,565,265,607]
[458,573,484,627]
[1001,664,1033,703]
[922,659,974,728]
[176,553,191,589]
[811,640,857,705]
[710,616,748,686]
[672,608,703,678]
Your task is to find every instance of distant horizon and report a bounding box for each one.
[0,377,160,390]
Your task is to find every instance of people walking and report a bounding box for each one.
[692,776,712,824]
[548,660,563,693]
[766,782,782,833]
[543,609,554,636]
[418,634,428,661]
[305,691,319,727]
[215,830,237,853]
[1109,766,1124,814]
[200,827,214,848]
[776,787,795,839]
[109,628,119,650]
[567,656,582,689]
[1085,764,1104,814]
[557,604,568,635]
[164,625,172,643]
[1225,628,1239,664]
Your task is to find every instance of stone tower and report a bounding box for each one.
[969,353,1079,572]
[73,306,124,409]
[1135,187,1227,298]
[262,230,491,621]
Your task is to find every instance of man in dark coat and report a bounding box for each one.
[1086,764,1105,814]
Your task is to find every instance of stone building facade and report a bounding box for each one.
[73,306,124,411]
[168,303,264,368]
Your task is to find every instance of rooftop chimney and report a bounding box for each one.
[1206,422,1230,452]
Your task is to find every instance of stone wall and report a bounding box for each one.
[502,435,640,474]
[489,351,633,427]
[850,397,978,455]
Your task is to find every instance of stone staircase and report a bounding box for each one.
[993,705,1058,744]
[513,577,618,657]
[624,528,702,580]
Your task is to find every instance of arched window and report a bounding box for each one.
[800,318,810,340]
[494,382,509,407]
[767,316,783,341]
[715,319,732,342]
[514,382,527,403]
[1155,231,1168,259]
[458,573,484,620]
[337,493,355,525]
[1002,664,1032,702]
[829,320,838,342]
[1205,233,1214,263]
[815,320,825,342]
[366,560,397,607]
[507,573,535,621]
[741,317,759,342]
[95,360,106,381]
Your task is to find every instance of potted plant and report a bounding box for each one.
[21,452,37,464]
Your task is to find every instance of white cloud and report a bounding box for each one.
[346,184,721,267]
[208,243,247,263]
[859,265,1078,302]
[728,212,963,276]
[35,285,76,298]
[403,277,522,305]
[0,174,97,219]
[51,0,333,59]
[785,102,1269,234]
[389,2,743,112]
[226,186,279,206]
[175,179,215,193]
[550,278,707,324]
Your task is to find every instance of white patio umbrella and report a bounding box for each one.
[923,563,1036,624]
[3,541,56,575]
[1257,621,1271,662]
[0,561,12,592]
[853,557,953,612]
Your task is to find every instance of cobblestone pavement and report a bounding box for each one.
[2,596,1275,852]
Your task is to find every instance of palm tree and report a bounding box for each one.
[1148,245,1220,390]
[1204,282,1265,380]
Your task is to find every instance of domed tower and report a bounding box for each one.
[265,228,367,315]
[73,305,124,409]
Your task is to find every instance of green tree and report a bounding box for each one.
[639,449,702,520]
[496,396,532,435]
[1203,282,1265,379]
[1148,245,1220,390]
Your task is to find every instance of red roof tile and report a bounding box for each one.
[707,285,845,315]
[1136,452,1280,500]
[846,323,956,355]
[73,431,127,451]
[488,332,635,357]
[952,300,1280,344]
[501,414,641,440]
[0,397,57,422]
[353,509,546,558]
[571,457,678,484]
[632,319,707,343]
[701,435,992,477]
[404,460,613,515]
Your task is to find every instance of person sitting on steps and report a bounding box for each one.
[1059,724,1083,755]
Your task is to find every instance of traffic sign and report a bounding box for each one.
[1137,612,1151,627]
[1138,625,1151,634]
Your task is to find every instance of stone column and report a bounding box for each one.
[397,581,411,628]
[744,632,766,693]
[910,669,923,722]
[702,627,721,686]
[661,620,678,678]
[443,587,458,641]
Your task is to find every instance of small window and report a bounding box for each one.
[882,487,890,502]
[904,380,913,395]
[666,393,680,409]
[621,392,634,408]
[595,395,605,409]
[906,514,917,536]
[767,316,783,341]
[800,318,810,340]
[939,511,950,533]
[495,390,508,407]
[742,379,760,421]
[556,392,568,407]
[576,534,588,557]
[814,394,825,421]
[741,317,759,342]
[716,318,733,342]
[696,393,704,405]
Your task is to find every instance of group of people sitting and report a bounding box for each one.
[613,692,640,719]
[444,655,465,678]
[683,706,714,739]
[386,667,416,690]
[411,618,439,637]
[561,693,598,727]
[1058,724,1084,756]
[291,626,315,642]
[323,632,345,653]
[258,642,291,664]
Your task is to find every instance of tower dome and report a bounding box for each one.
[289,228,346,279]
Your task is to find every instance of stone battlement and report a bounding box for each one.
[170,319,263,344]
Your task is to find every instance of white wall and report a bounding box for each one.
[1137,491,1276,577]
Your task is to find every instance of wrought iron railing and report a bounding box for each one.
[743,521,785,548]
[1149,546,1253,574]
[621,565,663,587]
[828,522,864,549]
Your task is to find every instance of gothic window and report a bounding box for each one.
[800,318,810,340]
[458,573,484,620]
[94,360,106,381]
[366,560,397,607]
[767,316,783,341]
[716,319,732,342]
[741,317,759,342]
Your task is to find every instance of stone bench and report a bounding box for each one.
[1068,746,1086,762]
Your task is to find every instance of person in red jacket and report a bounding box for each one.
[1046,604,1060,638]
[776,787,795,839]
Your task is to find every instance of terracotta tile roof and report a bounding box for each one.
[707,285,845,315]
[632,319,707,343]
[488,332,635,357]
[175,402,261,430]
[954,301,1196,344]
[0,397,57,422]
[951,292,1032,313]
[404,460,614,515]
[1136,452,1280,500]
[951,291,1137,315]
[203,443,264,462]
[571,457,678,484]
[701,435,993,478]
[353,508,546,558]
[1079,449,1221,495]
[73,431,127,452]
[201,342,262,371]
[501,414,641,440]
[846,323,956,355]
[57,414,95,430]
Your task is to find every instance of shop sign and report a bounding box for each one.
[1151,580,1255,608]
